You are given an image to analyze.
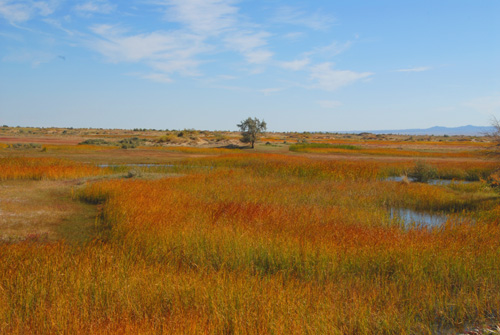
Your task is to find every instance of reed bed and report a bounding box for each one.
[290,144,483,158]
[1,153,499,334]
[304,139,491,148]
[176,153,381,181]
[145,146,241,155]
[42,144,118,151]
[381,160,497,181]
[0,157,109,180]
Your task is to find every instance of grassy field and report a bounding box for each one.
[0,128,499,334]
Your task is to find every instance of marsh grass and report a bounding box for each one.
[0,180,97,242]
[289,143,362,152]
[1,152,500,334]
[0,157,109,180]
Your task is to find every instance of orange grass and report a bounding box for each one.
[290,145,484,158]
[307,139,492,148]
[380,160,497,181]
[0,157,109,180]
[42,144,118,151]
[177,153,381,181]
[1,153,500,334]
[144,146,241,154]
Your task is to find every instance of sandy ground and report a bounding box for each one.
[0,180,96,242]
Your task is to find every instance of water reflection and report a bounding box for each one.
[389,208,468,229]
[390,208,448,228]
[384,176,472,185]
[98,164,175,168]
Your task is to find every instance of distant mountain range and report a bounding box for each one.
[344,125,494,136]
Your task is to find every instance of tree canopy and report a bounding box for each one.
[237,117,267,149]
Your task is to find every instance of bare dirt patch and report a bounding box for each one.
[0,180,97,242]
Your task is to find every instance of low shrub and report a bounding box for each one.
[79,139,110,146]
[408,161,437,183]
[8,143,42,150]
[289,143,361,152]
[119,137,146,149]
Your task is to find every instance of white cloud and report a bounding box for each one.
[224,31,273,64]
[396,66,431,72]
[84,0,275,81]
[0,1,34,23]
[279,58,309,71]
[87,24,207,77]
[150,59,202,76]
[33,0,57,15]
[282,32,305,40]
[310,63,373,91]
[244,49,273,64]
[161,0,238,35]
[43,18,78,35]
[75,1,115,15]
[306,41,352,58]
[0,0,58,24]
[317,100,342,109]
[274,6,335,31]
[158,0,273,66]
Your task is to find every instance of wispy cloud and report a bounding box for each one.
[84,0,275,82]
[282,32,305,40]
[305,41,352,58]
[33,0,57,15]
[310,63,373,91]
[87,24,207,77]
[139,0,273,70]
[317,100,342,109]
[0,1,35,23]
[279,58,309,71]
[0,0,58,24]
[161,0,238,35]
[396,66,431,72]
[274,6,335,31]
[43,18,78,36]
[74,1,116,15]
[224,31,273,64]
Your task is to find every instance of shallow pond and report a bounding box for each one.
[384,176,473,185]
[389,207,471,229]
[98,164,175,168]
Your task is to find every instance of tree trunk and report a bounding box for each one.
[251,141,254,148]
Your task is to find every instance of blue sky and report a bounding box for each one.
[0,0,499,131]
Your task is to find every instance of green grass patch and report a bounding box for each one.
[289,143,362,152]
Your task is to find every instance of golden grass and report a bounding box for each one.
[42,144,118,151]
[145,146,241,154]
[1,151,499,334]
[290,144,484,158]
[0,180,97,242]
[0,157,109,180]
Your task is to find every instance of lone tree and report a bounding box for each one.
[237,117,267,149]
[490,116,500,148]
[484,116,500,157]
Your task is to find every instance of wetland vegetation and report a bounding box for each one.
[0,126,499,334]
